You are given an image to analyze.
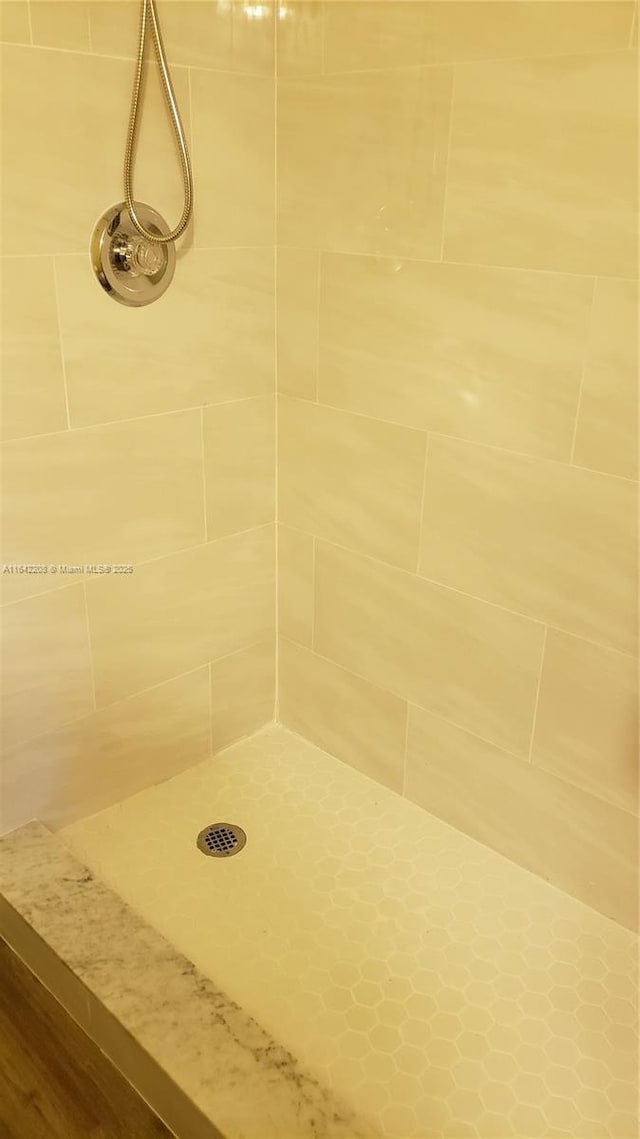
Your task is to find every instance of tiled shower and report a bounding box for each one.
[0,2,638,1137]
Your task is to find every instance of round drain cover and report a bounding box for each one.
[197,823,246,858]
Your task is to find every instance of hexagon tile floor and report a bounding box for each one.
[61,725,638,1139]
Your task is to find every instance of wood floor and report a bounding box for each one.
[0,938,176,1139]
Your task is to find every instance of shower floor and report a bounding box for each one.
[61,725,638,1139]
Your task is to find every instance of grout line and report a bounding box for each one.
[438,64,456,263]
[1,395,269,446]
[208,661,214,759]
[310,536,316,649]
[26,0,33,45]
[401,701,410,798]
[274,525,639,661]
[274,3,279,722]
[271,245,638,284]
[314,250,322,402]
[50,257,72,431]
[312,44,635,78]
[320,0,325,76]
[569,276,598,465]
[0,245,275,260]
[0,524,276,610]
[630,3,638,48]
[414,433,431,574]
[277,392,639,485]
[527,625,549,762]
[200,407,209,542]
[81,582,98,713]
[85,2,92,53]
[284,633,639,817]
[2,37,276,77]
[4,663,209,756]
[281,634,527,771]
[187,65,194,169]
[1,245,635,285]
[4,36,634,71]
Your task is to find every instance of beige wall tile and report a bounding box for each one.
[420,436,638,655]
[204,397,275,539]
[405,704,638,931]
[323,1,634,72]
[444,51,637,277]
[57,250,275,427]
[277,247,319,400]
[315,541,545,757]
[1,669,211,832]
[277,0,323,77]
[320,253,593,461]
[211,640,275,752]
[533,630,638,814]
[90,0,274,74]
[278,524,314,648]
[573,278,638,480]
[424,0,632,66]
[0,1,30,43]
[1,256,68,440]
[86,527,275,706]
[30,2,90,50]
[279,637,407,793]
[190,68,274,248]
[323,1,426,72]
[1,586,94,751]
[0,411,204,604]
[1,45,191,256]
[279,397,426,570]
[278,65,452,257]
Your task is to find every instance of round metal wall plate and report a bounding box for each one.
[91,202,176,307]
[196,823,247,858]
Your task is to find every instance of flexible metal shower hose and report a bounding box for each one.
[124,0,193,243]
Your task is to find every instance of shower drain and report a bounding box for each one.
[197,823,247,858]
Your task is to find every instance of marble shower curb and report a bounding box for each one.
[0,821,377,1139]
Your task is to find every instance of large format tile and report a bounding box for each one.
[0,2,30,44]
[323,1,634,72]
[314,541,545,757]
[85,527,275,705]
[277,247,319,401]
[420,436,638,655]
[1,669,211,832]
[322,1,426,72]
[0,410,204,603]
[204,397,275,539]
[444,51,637,276]
[190,68,274,247]
[1,586,93,751]
[276,0,323,78]
[1,45,190,256]
[30,1,90,50]
[405,705,638,931]
[279,638,407,793]
[278,66,452,257]
[573,278,638,479]
[533,629,638,815]
[278,524,314,648]
[211,640,275,751]
[1,256,68,440]
[57,250,275,427]
[279,398,426,571]
[89,0,274,74]
[320,253,593,460]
